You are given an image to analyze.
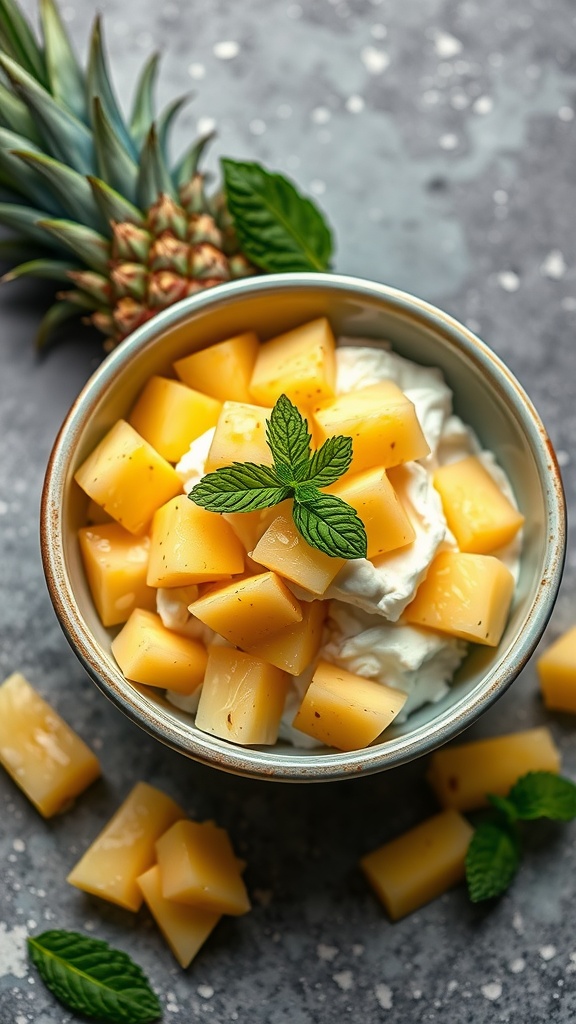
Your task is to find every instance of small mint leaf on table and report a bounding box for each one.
[292,492,367,560]
[304,434,353,488]
[189,463,289,513]
[508,771,576,821]
[265,393,312,483]
[465,821,521,903]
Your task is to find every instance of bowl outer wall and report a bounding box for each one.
[40,273,566,782]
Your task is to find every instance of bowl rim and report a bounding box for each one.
[40,272,566,782]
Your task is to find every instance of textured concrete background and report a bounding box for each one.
[1,0,576,1021]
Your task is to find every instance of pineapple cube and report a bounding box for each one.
[404,550,515,646]
[129,376,222,463]
[249,317,336,408]
[174,331,259,403]
[538,626,576,712]
[189,571,302,648]
[75,420,182,535]
[312,382,430,474]
[360,810,474,920]
[328,466,415,559]
[427,728,560,811]
[223,500,291,553]
[156,819,250,915]
[205,401,273,471]
[147,496,244,587]
[433,456,524,554]
[67,782,184,911]
[0,673,101,818]
[252,510,345,596]
[245,600,326,674]
[137,864,220,969]
[78,523,156,627]
[111,608,207,694]
[292,660,407,751]
[195,646,289,745]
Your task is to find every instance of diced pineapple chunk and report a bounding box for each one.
[129,376,222,463]
[137,864,220,969]
[205,401,273,471]
[537,626,576,712]
[75,420,182,535]
[328,466,415,558]
[147,496,244,587]
[67,782,184,911]
[245,600,326,674]
[174,331,259,403]
[403,550,515,646]
[292,660,407,751]
[195,646,289,745]
[360,810,474,920]
[312,382,430,474]
[427,728,561,811]
[252,510,344,596]
[190,572,302,648]
[0,673,101,818]
[156,819,251,915]
[433,456,524,554]
[111,609,207,694]
[78,523,156,627]
[249,317,336,408]
[223,500,291,553]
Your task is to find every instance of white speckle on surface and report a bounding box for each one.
[15,1016,27,1024]
[197,117,216,135]
[541,250,567,279]
[213,40,240,60]
[539,945,557,961]
[509,958,526,974]
[512,911,524,934]
[446,980,459,995]
[187,62,206,80]
[370,23,387,38]
[345,94,365,113]
[481,981,502,1001]
[277,103,292,119]
[12,839,25,853]
[498,270,520,292]
[0,924,28,979]
[310,179,326,195]
[249,118,266,135]
[0,500,8,515]
[311,106,331,124]
[473,95,493,115]
[556,449,570,466]
[434,30,462,58]
[439,133,459,150]
[333,970,354,991]
[360,46,390,74]
[375,983,393,1009]
[558,106,574,121]
[317,944,339,962]
[493,189,508,205]
[412,987,423,1000]
[167,1003,179,1014]
[352,944,364,957]
[198,984,215,998]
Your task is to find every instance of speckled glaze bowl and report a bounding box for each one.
[41,273,566,782]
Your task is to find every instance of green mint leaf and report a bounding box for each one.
[265,393,312,482]
[487,793,519,824]
[189,463,290,513]
[27,930,161,1023]
[304,435,353,488]
[508,771,576,821]
[465,821,521,903]
[221,158,334,273]
[292,492,367,559]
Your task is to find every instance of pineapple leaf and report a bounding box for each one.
[92,97,139,205]
[137,124,178,208]
[174,130,215,188]
[15,150,104,231]
[35,299,82,351]
[129,52,160,149]
[0,0,48,86]
[87,176,144,230]
[37,218,110,274]
[40,0,88,123]
[2,256,80,284]
[0,132,58,210]
[88,17,137,160]
[0,238,47,263]
[0,200,68,249]
[0,80,41,142]
[156,95,192,157]
[57,287,102,310]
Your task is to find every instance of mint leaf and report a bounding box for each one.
[221,158,333,273]
[487,793,518,824]
[465,821,521,903]
[266,394,311,481]
[304,435,353,488]
[508,772,576,821]
[27,930,161,1023]
[293,492,367,559]
[189,463,289,513]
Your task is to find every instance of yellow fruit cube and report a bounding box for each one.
[129,376,222,463]
[223,500,291,552]
[147,496,245,587]
[78,523,156,627]
[252,510,345,596]
[538,626,576,712]
[174,331,259,403]
[328,466,415,559]
[404,550,515,646]
[245,600,326,674]
[205,401,273,471]
[67,782,184,911]
[156,819,251,915]
[427,728,561,811]
[360,810,474,920]
[433,456,524,554]
[195,646,290,745]
[249,317,336,408]
[111,609,207,695]
[0,673,101,818]
[292,660,407,751]
[312,382,430,474]
[137,864,220,969]
[74,420,182,535]
[190,571,302,648]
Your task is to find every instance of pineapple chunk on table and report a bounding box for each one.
[244,599,326,674]
[111,608,207,694]
[537,625,576,712]
[328,465,415,559]
[195,646,290,745]
[433,455,524,554]
[156,819,251,916]
[249,317,336,408]
[174,331,259,403]
[129,376,222,463]
[189,571,302,648]
[67,782,184,911]
[205,401,273,471]
[75,420,182,535]
[137,864,220,969]
[147,495,244,587]
[78,523,156,627]
[0,673,101,818]
[403,550,515,646]
[252,510,345,596]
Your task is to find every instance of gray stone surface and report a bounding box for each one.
[1,0,576,1020]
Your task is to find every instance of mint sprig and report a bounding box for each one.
[189,394,367,560]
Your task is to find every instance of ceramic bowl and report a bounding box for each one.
[41,273,566,782]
